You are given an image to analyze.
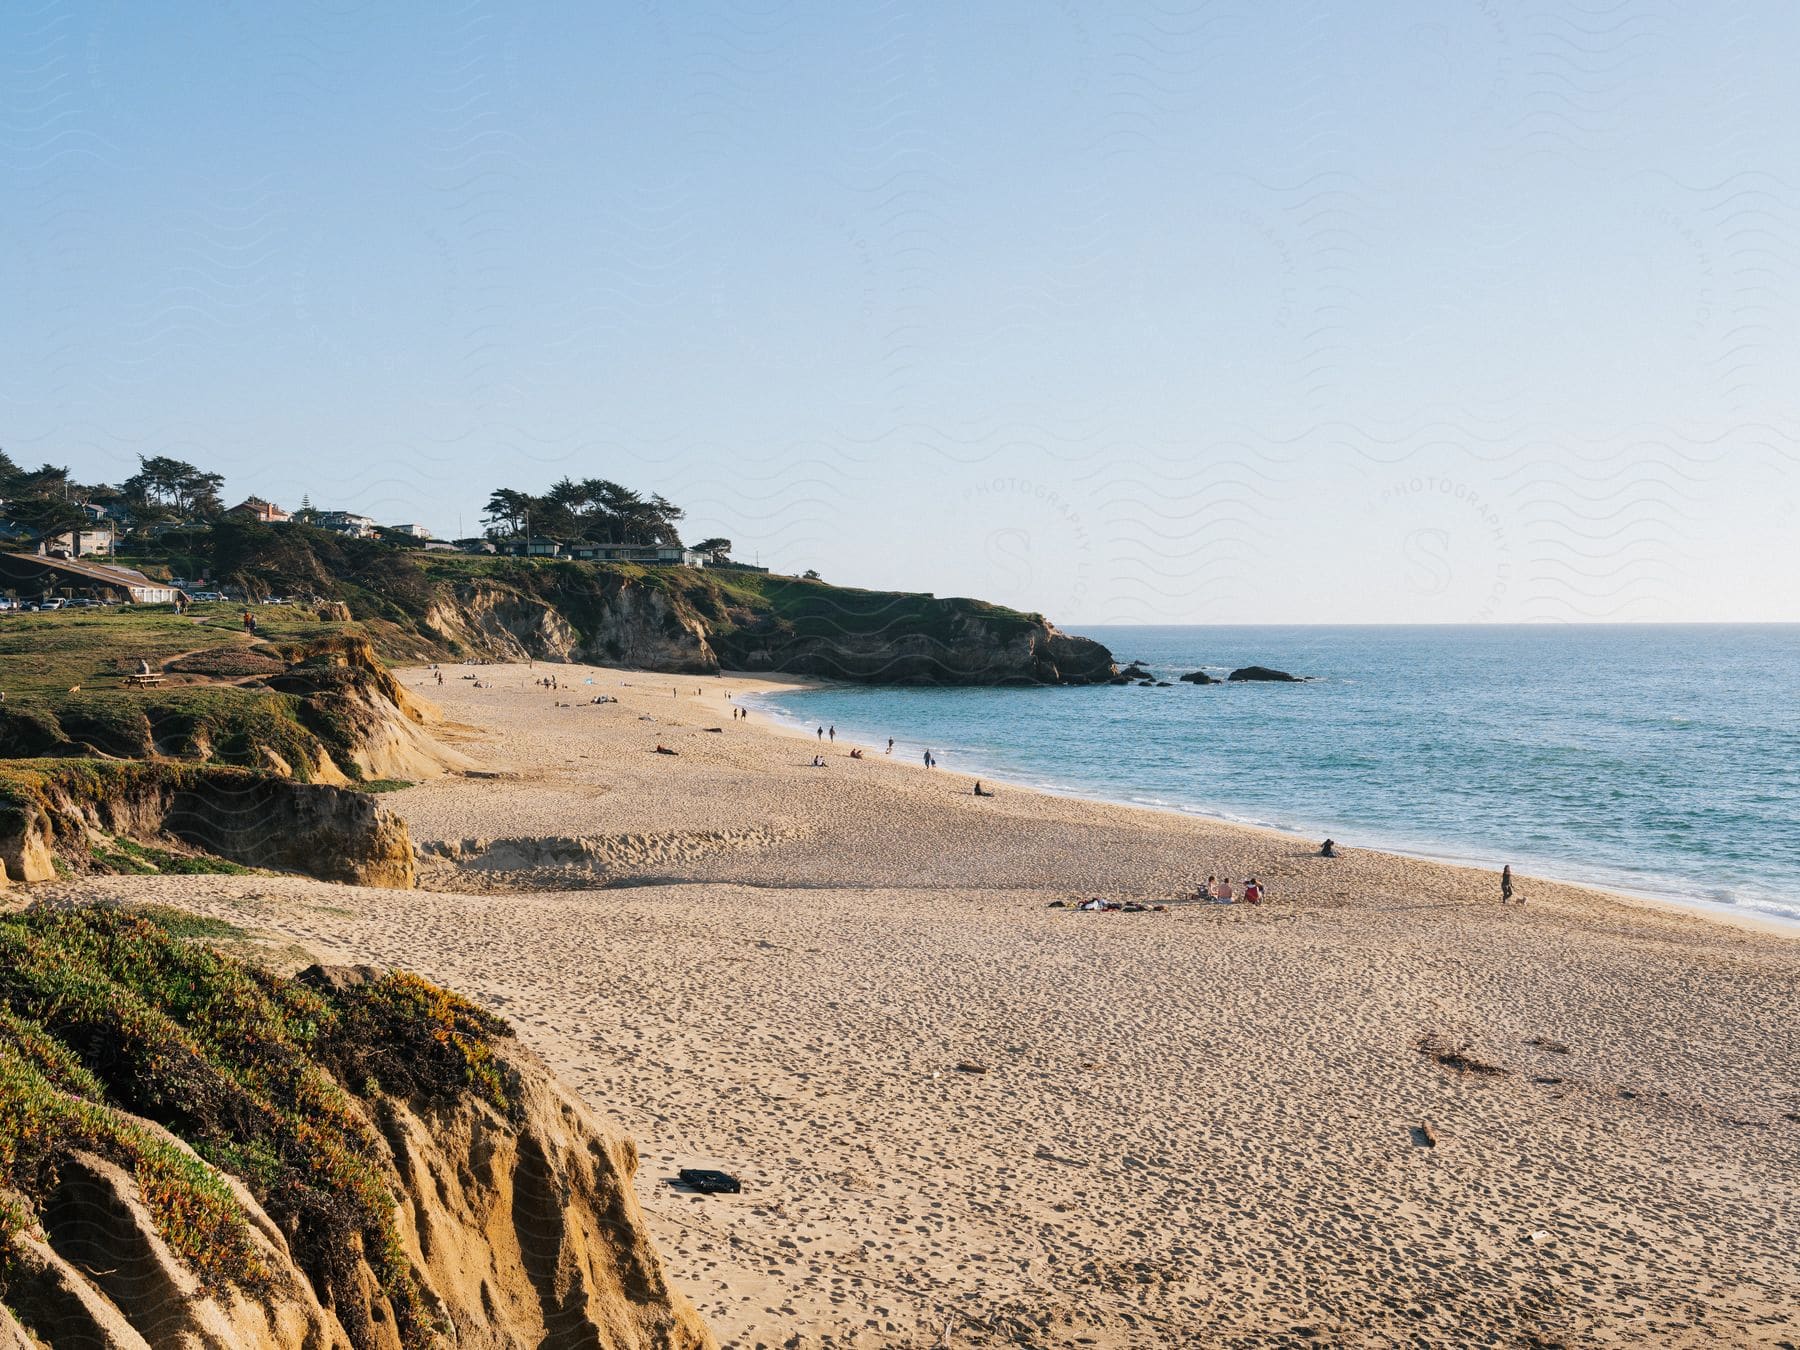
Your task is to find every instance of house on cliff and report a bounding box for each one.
[315,510,378,539]
[568,541,705,567]
[226,496,292,524]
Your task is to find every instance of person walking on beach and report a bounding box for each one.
[886,737,894,754]
[924,749,935,769]
[817,726,824,740]
[1501,865,1514,904]
[829,725,836,742]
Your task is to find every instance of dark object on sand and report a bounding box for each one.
[954,1062,988,1074]
[678,1168,741,1194]
[1229,665,1306,683]
[655,745,679,756]
[1410,1123,1438,1148]
[704,726,724,733]
[1047,900,1067,908]
[1320,838,1337,858]
[1179,670,1218,685]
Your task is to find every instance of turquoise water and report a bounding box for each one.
[747,625,1800,925]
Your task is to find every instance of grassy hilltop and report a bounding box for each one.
[108,520,1117,683]
[0,611,437,885]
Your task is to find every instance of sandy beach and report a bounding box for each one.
[47,662,1800,1348]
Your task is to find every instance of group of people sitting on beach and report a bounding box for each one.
[1194,875,1263,904]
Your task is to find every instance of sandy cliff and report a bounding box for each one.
[0,912,715,1350]
[421,571,1116,685]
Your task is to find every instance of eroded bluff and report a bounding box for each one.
[0,934,715,1350]
[423,571,1117,685]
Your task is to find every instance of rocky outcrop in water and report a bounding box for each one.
[712,615,1114,685]
[1180,671,1218,685]
[1228,666,1307,683]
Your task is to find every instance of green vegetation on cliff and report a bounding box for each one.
[0,906,514,1347]
[106,519,1116,682]
[0,617,420,782]
[0,615,431,885]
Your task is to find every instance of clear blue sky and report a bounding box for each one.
[4,3,1797,622]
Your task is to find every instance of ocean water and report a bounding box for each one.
[746,625,1800,926]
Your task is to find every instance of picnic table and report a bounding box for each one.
[123,672,165,688]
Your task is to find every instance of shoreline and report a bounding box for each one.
[63,660,1799,1347]
[731,674,1800,940]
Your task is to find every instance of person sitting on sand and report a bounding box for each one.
[1321,838,1337,858]
[849,748,864,759]
[1198,873,1216,900]
[973,780,992,797]
[1243,878,1262,904]
[811,754,826,767]
[1215,877,1235,903]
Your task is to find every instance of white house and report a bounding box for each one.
[43,525,115,559]
[315,511,379,539]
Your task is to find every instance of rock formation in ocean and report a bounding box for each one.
[1227,666,1307,683]
[1179,670,1218,684]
